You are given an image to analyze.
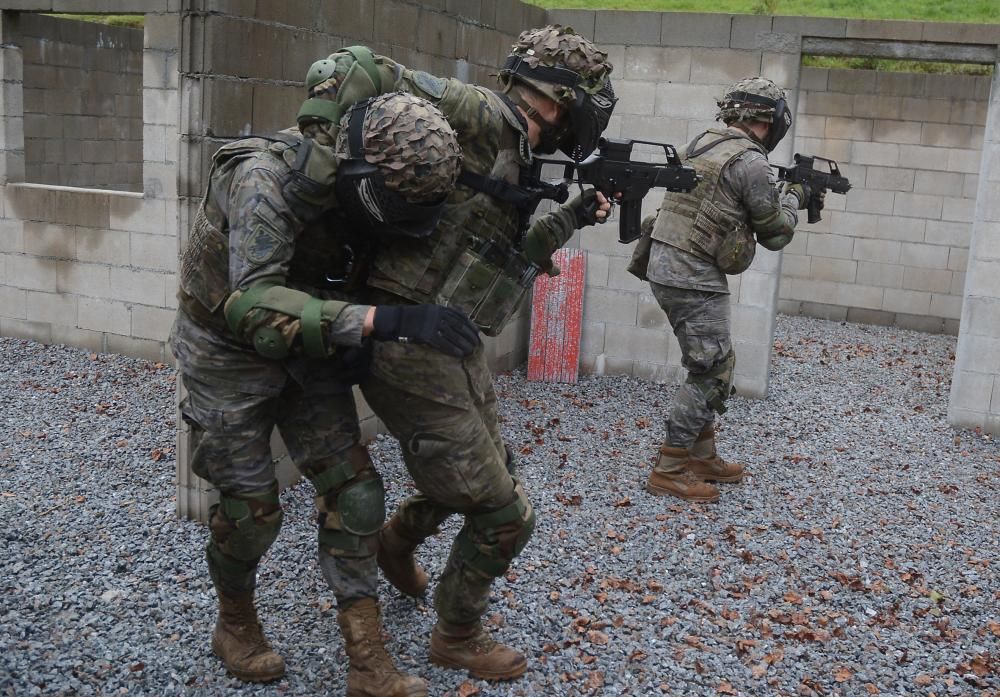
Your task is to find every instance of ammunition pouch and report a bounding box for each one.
[437,240,540,337]
[180,203,231,314]
[690,200,757,275]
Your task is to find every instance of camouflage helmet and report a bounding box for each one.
[334,92,462,237]
[499,25,616,161]
[717,76,792,152]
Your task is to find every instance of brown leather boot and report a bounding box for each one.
[430,619,527,681]
[645,445,720,502]
[338,598,428,697]
[212,590,285,682]
[377,516,429,597]
[688,425,745,482]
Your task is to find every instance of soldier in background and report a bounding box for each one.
[171,90,472,697]
[302,26,616,681]
[630,77,817,503]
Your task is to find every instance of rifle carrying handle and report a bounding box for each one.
[619,200,642,244]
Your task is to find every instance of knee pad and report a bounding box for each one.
[208,486,283,565]
[687,349,736,414]
[307,444,386,557]
[457,480,535,578]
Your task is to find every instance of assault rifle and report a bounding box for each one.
[532,138,700,244]
[774,154,851,224]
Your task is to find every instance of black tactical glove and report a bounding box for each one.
[567,188,603,228]
[784,181,812,210]
[371,304,481,358]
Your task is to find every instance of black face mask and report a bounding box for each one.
[561,79,618,162]
[762,97,792,152]
[334,99,446,238]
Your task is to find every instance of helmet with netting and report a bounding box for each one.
[499,25,616,160]
[334,92,462,237]
[716,77,787,124]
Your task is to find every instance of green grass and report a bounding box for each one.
[49,14,144,29]
[802,56,992,76]
[526,0,1000,24]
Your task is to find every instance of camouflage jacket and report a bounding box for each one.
[172,131,370,394]
[647,126,799,294]
[330,54,579,320]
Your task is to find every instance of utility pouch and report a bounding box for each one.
[180,203,231,312]
[437,240,539,337]
[690,199,756,274]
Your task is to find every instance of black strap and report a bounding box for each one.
[346,100,368,158]
[501,56,582,89]
[458,169,541,209]
[721,91,778,108]
[492,90,529,133]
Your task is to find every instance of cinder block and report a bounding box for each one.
[25,290,76,326]
[78,297,131,335]
[835,282,884,310]
[106,333,165,363]
[844,307,893,326]
[853,238,900,264]
[608,263,648,293]
[623,46,692,83]
[872,215,926,243]
[636,293,667,330]
[130,232,177,272]
[7,254,58,291]
[545,10,596,37]
[950,100,988,127]
[772,16,846,38]
[110,196,170,235]
[874,73,928,101]
[893,192,942,220]
[847,19,923,42]
[921,22,1000,44]
[851,141,899,167]
[735,269,777,309]
[595,11,662,45]
[921,123,977,150]
[56,260,111,297]
[929,292,962,320]
[802,91,853,117]
[729,15,772,50]
[579,320,606,364]
[883,287,931,315]
[844,189,893,216]
[913,171,963,198]
[689,48,761,84]
[829,211,877,238]
[872,119,922,145]
[50,325,104,352]
[949,368,995,413]
[902,266,952,293]
[23,221,76,259]
[654,83,719,120]
[417,9,459,57]
[795,114,826,139]
[947,148,983,175]
[109,267,167,306]
[585,252,609,288]
[614,81,656,116]
[0,285,27,319]
[786,276,837,305]
[582,287,637,326]
[781,252,810,278]
[143,88,179,128]
[856,261,902,288]
[660,13,732,48]
[798,67,827,92]
[824,116,872,141]
[829,69,877,95]
[896,144,940,171]
[620,114,689,145]
[791,136,851,164]
[805,232,853,260]
[865,166,914,192]
[132,304,175,341]
[604,323,668,363]
[899,98,950,124]
[947,246,969,272]
[810,257,857,283]
[926,220,971,248]
[951,271,967,296]
[0,318,52,344]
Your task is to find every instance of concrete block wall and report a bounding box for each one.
[780,66,990,334]
[549,10,804,398]
[949,63,1000,434]
[17,14,143,192]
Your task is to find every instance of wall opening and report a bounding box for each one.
[17,12,144,192]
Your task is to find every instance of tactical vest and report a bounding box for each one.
[179,132,355,329]
[367,90,536,337]
[651,127,766,275]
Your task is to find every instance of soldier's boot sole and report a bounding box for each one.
[429,650,527,681]
[645,481,721,502]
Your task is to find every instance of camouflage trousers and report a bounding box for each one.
[361,340,533,626]
[180,371,378,606]
[649,282,735,448]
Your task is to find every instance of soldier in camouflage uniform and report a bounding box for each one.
[171,88,474,697]
[629,77,819,503]
[302,27,616,680]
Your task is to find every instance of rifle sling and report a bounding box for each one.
[686,132,749,159]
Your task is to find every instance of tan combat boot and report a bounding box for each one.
[430,619,527,681]
[688,424,745,482]
[645,445,720,502]
[212,590,286,682]
[338,598,428,697]
[377,516,429,597]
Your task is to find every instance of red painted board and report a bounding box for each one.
[527,248,586,384]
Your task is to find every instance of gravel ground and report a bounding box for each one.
[1,314,998,697]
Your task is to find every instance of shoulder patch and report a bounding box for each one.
[243,200,288,265]
[412,71,448,99]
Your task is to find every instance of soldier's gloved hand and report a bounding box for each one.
[371,304,481,358]
[782,181,812,210]
[566,188,604,228]
[813,189,827,212]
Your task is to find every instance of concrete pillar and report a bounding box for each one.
[0,12,25,185]
[948,60,1000,433]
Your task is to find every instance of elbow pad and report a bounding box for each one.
[224,284,343,359]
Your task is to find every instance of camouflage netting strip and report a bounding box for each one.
[509,24,612,95]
